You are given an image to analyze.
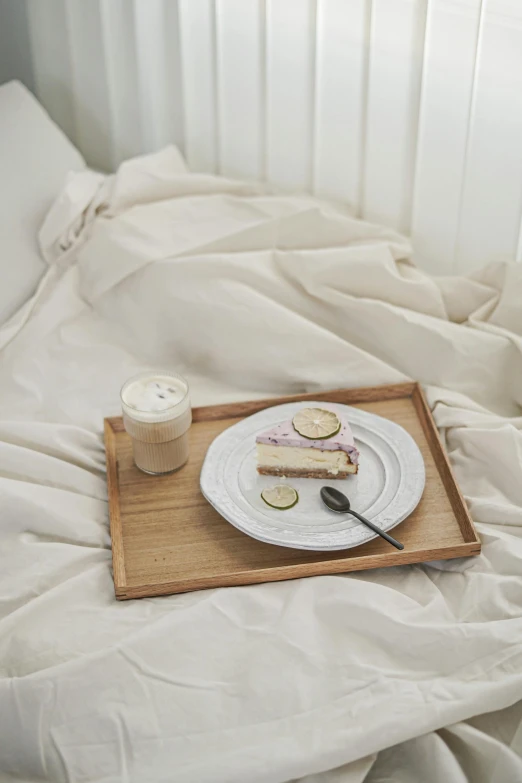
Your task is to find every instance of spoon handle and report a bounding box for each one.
[349,509,404,550]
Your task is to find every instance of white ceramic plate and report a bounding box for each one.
[200,402,425,551]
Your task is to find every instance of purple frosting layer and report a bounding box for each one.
[256,409,359,464]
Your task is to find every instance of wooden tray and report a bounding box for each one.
[105,383,480,600]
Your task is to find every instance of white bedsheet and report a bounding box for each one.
[1,148,522,783]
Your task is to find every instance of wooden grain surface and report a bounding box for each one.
[105,383,480,599]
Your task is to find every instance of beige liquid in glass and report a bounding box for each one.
[121,371,191,475]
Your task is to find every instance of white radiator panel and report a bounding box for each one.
[16,0,522,273]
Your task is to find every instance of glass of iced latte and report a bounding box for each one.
[120,370,191,475]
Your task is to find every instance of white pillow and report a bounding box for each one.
[0,81,85,324]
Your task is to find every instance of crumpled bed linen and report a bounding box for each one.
[1,147,522,783]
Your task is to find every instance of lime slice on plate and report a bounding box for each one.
[261,485,299,510]
[292,408,341,440]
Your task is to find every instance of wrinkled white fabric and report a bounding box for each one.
[1,147,522,783]
[0,80,85,325]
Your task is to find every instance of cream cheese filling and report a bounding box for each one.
[257,444,354,475]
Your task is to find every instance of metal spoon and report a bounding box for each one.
[320,486,404,550]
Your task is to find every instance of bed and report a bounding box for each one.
[1,81,522,783]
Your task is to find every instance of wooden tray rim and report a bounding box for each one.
[105,382,480,599]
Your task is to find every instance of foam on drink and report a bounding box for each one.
[122,375,187,418]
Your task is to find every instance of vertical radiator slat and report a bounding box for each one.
[99,0,143,169]
[133,0,184,158]
[362,0,428,233]
[266,0,317,191]
[411,0,482,274]
[314,0,370,210]
[178,0,218,172]
[64,0,113,171]
[455,0,522,271]
[216,0,264,180]
[26,0,77,147]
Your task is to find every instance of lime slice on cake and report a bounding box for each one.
[292,408,341,440]
[261,485,299,510]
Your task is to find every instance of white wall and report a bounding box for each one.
[2,0,522,275]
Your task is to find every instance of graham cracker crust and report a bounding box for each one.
[257,465,358,479]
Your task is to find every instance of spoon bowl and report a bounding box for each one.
[320,486,352,513]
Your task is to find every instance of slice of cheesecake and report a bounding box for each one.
[256,405,359,479]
